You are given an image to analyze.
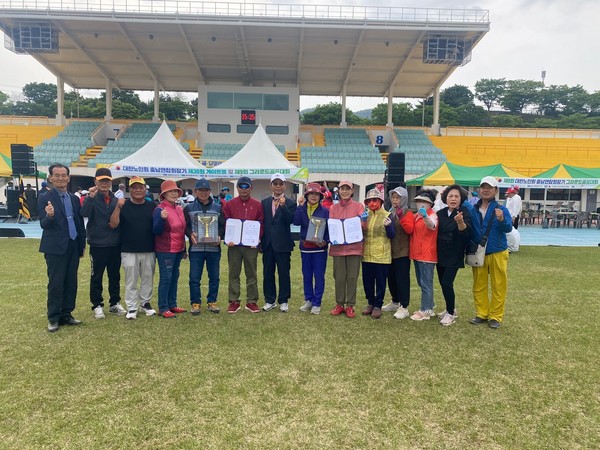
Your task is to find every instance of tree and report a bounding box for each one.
[22,82,57,108]
[499,79,543,113]
[475,78,506,112]
[441,85,474,107]
[111,100,140,119]
[538,84,570,117]
[562,85,590,116]
[0,90,13,114]
[490,114,524,128]
[454,103,487,127]
[300,102,365,125]
[370,102,416,126]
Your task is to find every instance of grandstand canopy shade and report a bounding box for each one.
[406,162,526,187]
[0,3,489,98]
[108,121,205,179]
[209,124,308,182]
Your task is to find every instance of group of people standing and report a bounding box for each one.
[39,164,512,333]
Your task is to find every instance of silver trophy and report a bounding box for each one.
[306,216,325,243]
[191,211,219,243]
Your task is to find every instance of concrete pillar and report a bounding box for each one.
[105,80,112,122]
[431,86,441,135]
[153,81,160,122]
[340,86,347,127]
[55,76,65,126]
[386,87,394,128]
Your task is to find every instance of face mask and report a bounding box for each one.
[367,200,381,211]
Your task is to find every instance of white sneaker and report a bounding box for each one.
[381,302,400,312]
[139,303,157,316]
[126,310,137,320]
[299,300,312,312]
[437,309,458,319]
[262,302,276,312]
[410,309,435,321]
[109,304,127,316]
[280,303,289,313]
[440,313,457,326]
[310,306,321,315]
[393,306,410,319]
[93,305,105,319]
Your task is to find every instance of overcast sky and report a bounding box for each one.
[0,0,598,111]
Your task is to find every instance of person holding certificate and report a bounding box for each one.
[153,180,188,318]
[405,189,439,321]
[361,189,395,319]
[222,177,264,314]
[328,180,367,318]
[261,173,297,313]
[293,182,329,314]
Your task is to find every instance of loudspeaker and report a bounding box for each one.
[0,228,25,237]
[6,190,20,217]
[11,144,34,176]
[292,184,299,194]
[387,152,405,184]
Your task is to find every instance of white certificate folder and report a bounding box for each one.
[224,219,261,247]
[327,216,363,245]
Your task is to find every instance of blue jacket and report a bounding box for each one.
[466,199,512,254]
[293,203,329,252]
[184,196,225,253]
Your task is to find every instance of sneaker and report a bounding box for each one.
[310,306,321,315]
[381,302,400,312]
[207,302,220,314]
[47,321,59,332]
[262,302,276,312]
[371,307,382,319]
[437,309,458,319]
[488,319,501,329]
[227,301,241,314]
[469,317,488,325]
[345,306,356,318]
[169,307,187,314]
[362,305,374,316]
[126,310,137,320]
[440,313,457,326]
[160,310,176,318]
[245,303,260,313]
[393,306,410,320]
[139,303,157,316]
[279,303,289,313]
[300,300,312,312]
[109,304,127,316]
[191,303,201,316]
[93,305,105,319]
[330,304,345,316]
[410,310,434,321]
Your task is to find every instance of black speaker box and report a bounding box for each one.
[11,144,34,175]
[387,152,405,184]
[0,228,25,237]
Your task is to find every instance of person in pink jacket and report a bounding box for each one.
[153,180,188,318]
[328,180,367,318]
[405,189,439,321]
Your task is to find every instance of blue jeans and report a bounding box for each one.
[300,250,328,307]
[414,260,435,311]
[188,251,221,304]
[156,251,184,312]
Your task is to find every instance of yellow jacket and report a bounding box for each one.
[363,207,394,264]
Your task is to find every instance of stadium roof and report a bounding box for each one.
[0,1,490,98]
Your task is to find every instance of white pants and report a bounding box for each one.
[121,252,156,311]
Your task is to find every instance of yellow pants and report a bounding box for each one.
[472,250,509,322]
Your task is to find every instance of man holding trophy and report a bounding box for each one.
[293,182,329,314]
[184,179,226,315]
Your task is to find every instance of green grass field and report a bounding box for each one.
[1,239,599,449]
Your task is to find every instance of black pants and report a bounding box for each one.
[513,216,520,230]
[388,256,411,307]
[45,239,80,322]
[262,247,291,304]
[436,266,459,315]
[89,245,121,309]
[362,262,389,308]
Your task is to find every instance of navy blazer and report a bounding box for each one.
[39,189,86,256]
[261,196,297,252]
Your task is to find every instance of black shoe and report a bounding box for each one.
[59,316,82,326]
[48,321,59,332]
[469,317,488,325]
[488,319,501,329]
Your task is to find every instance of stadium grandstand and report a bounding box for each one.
[0,1,599,212]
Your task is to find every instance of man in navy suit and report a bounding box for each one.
[261,173,297,312]
[39,164,86,332]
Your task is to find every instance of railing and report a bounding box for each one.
[441,127,600,139]
[0,1,489,24]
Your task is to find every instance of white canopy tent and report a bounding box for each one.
[208,124,307,183]
[108,121,205,179]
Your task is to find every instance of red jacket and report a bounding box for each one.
[328,199,365,257]
[222,195,264,241]
[403,208,438,263]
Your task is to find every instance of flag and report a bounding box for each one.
[18,175,31,220]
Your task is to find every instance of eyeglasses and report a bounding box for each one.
[238,184,251,189]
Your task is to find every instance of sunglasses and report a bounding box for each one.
[237,183,251,189]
